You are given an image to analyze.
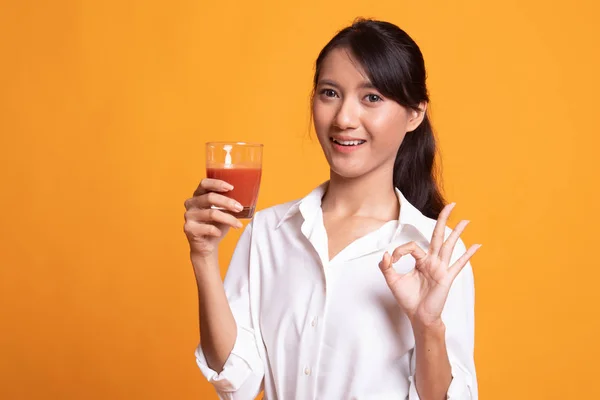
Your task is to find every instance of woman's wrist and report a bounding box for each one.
[410,317,446,338]
[191,252,221,283]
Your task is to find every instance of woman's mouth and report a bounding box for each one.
[330,137,367,153]
[330,137,366,146]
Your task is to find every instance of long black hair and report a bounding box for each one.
[312,18,446,219]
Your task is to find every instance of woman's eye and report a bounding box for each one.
[321,89,338,98]
[366,94,382,102]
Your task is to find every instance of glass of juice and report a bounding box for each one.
[206,141,263,219]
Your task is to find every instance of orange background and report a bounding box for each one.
[1,1,599,399]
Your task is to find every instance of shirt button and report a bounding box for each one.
[304,367,311,376]
[311,317,318,327]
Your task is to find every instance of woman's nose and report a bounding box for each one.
[333,99,360,130]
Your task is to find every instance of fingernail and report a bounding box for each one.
[234,202,243,211]
[236,221,243,229]
[224,183,234,190]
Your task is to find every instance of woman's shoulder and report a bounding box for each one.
[250,181,327,230]
[251,197,303,229]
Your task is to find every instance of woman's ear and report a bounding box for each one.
[406,101,428,133]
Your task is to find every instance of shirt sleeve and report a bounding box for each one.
[194,220,266,400]
[408,237,478,400]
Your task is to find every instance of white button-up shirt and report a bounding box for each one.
[195,182,477,399]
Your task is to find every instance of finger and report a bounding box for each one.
[378,251,397,281]
[429,202,456,257]
[185,192,243,213]
[439,220,470,262]
[192,178,234,197]
[447,244,482,280]
[183,220,223,238]
[391,241,427,263]
[185,208,243,229]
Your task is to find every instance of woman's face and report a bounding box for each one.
[312,47,426,180]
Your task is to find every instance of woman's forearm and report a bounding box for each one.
[412,319,452,400]
[193,253,237,373]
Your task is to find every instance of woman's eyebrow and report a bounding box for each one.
[317,79,339,88]
[317,79,377,90]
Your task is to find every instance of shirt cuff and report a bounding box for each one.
[408,359,474,400]
[194,325,264,393]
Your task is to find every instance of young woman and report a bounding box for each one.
[184,18,480,400]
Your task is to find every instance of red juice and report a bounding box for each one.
[206,166,262,218]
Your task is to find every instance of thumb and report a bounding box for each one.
[378,251,397,281]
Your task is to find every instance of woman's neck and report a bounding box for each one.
[321,167,399,221]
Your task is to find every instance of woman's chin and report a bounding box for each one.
[329,164,368,180]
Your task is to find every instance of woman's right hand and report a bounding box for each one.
[183,178,244,259]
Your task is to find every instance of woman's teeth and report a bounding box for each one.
[331,138,366,146]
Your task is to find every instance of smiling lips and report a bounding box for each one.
[330,136,367,153]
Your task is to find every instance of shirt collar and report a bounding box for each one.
[275,181,328,229]
[275,180,435,241]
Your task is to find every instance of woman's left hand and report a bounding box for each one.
[378,203,481,329]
